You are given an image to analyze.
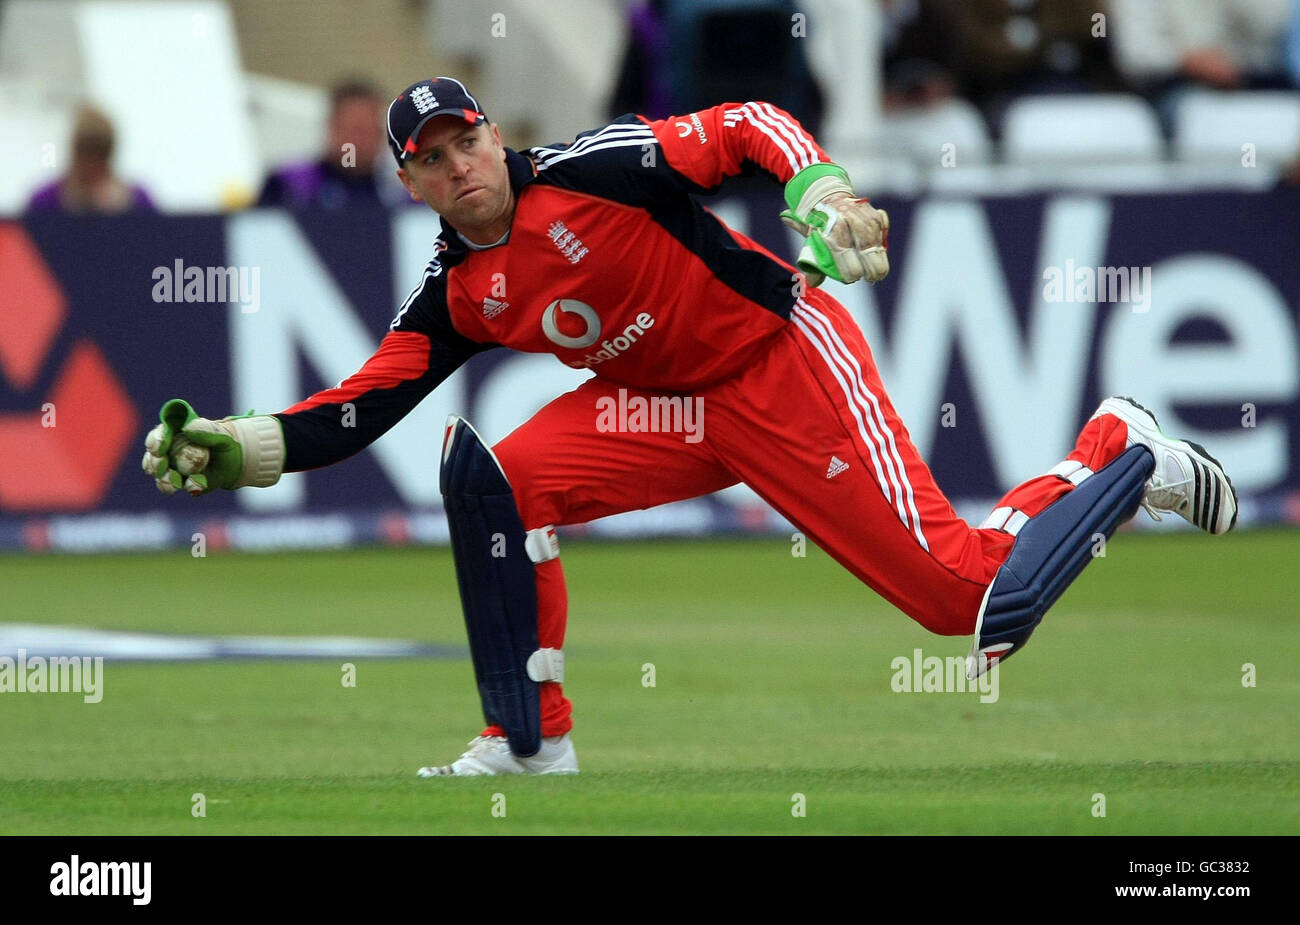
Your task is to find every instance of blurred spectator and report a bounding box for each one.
[609,0,673,120]
[1279,156,1300,187]
[609,0,823,135]
[948,0,1124,128]
[257,79,404,209]
[1110,0,1294,125]
[25,105,156,214]
[1285,0,1300,88]
[881,0,962,110]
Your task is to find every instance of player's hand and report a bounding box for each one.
[780,163,890,287]
[781,192,890,287]
[141,398,285,496]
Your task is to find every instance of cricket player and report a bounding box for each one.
[142,77,1238,776]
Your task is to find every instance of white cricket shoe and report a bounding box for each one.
[1092,396,1237,535]
[417,733,579,777]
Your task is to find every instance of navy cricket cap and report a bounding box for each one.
[387,77,487,164]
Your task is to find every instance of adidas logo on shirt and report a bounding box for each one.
[826,456,849,479]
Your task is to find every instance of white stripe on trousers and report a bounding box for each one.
[796,300,927,550]
[793,300,929,550]
[791,311,894,507]
[792,304,910,533]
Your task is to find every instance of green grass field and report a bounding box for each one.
[1,531,1296,834]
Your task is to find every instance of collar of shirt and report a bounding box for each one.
[437,147,538,265]
[458,229,510,250]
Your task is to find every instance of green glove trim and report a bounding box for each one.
[154,398,200,456]
[159,398,198,432]
[797,230,845,285]
[780,207,828,233]
[783,163,851,214]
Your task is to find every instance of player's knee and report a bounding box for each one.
[491,439,554,528]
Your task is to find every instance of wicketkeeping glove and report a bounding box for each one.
[780,163,890,287]
[141,398,285,496]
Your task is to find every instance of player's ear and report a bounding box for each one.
[396,167,423,203]
[491,123,505,160]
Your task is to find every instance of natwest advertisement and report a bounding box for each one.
[2,187,1297,551]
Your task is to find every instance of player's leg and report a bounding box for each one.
[490,379,735,738]
[419,376,736,776]
[977,396,1236,538]
[704,291,1011,635]
[431,414,567,770]
[964,394,1237,673]
[702,289,1234,665]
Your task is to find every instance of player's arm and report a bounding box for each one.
[273,326,473,472]
[143,267,491,495]
[642,102,890,286]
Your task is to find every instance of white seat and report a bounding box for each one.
[0,90,71,214]
[1002,94,1164,164]
[880,98,992,166]
[244,74,329,175]
[1174,90,1300,165]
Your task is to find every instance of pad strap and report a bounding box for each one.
[526,648,565,683]
[524,525,560,563]
[1048,459,1095,486]
[980,506,1030,536]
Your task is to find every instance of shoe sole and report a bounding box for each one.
[965,580,1004,680]
[416,766,579,778]
[416,745,579,778]
[1096,396,1238,534]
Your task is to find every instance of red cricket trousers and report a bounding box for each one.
[486,289,1132,737]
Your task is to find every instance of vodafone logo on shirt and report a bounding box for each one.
[541,299,601,348]
[541,299,656,368]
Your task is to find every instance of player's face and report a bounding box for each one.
[329,96,383,172]
[398,119,513,245]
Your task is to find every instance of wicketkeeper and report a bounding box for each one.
[142,77,1238,776]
